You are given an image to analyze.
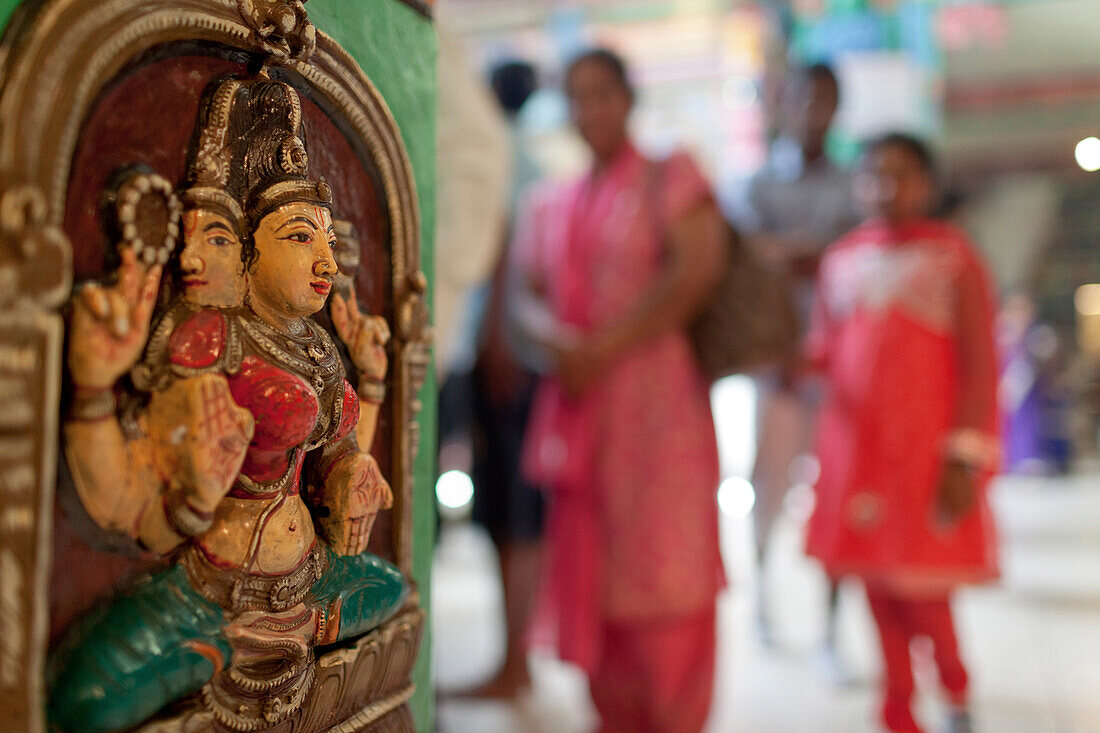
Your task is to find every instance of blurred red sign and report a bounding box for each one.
[936,2,1009,52]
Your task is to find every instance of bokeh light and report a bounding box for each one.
[436,470,475,511]
[717,477,756,518]
[1074,284,1100,315]
[1075,137,1100,172]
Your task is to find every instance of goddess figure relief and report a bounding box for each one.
[52,76,406,733]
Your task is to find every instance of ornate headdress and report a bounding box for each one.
[181,78,247,232]
[225,80,332,228]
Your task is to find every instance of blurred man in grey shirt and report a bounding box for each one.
[725,63,859,673]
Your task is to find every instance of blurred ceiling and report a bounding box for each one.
[440,0,1100,176]
[940,0,1100,176]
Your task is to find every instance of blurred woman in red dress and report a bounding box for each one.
[514,49,726,733]
[806,134,1000,733]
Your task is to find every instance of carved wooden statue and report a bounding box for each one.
[53,77,405,732]
[0,1,432,731]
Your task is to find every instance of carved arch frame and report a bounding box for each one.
[0,1,429,729]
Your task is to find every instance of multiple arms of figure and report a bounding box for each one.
[330,289,390,451]
[65,250,393,557]
[320,288,395,556]
[64,250,254,553]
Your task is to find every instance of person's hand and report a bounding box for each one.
[315,451,393,556]
[934,460,977,528]
[476,333,526,407]
[68,248,162,389]
[331,287,390,383]
[551,331,616,398]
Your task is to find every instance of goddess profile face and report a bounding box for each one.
[249,202,337,319]
[179,207,246,308]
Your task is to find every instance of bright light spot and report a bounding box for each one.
[710,375,757,479]
[436,470,474,510]
[1076,137,1100,172]
[721,75,758,111]
[718,477,756,518]
[1075,284,1100,316]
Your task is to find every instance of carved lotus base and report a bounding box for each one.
[137,603,424,733]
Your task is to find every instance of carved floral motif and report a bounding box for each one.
[237,0,316,63]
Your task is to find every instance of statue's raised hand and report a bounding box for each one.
[331,287,390,382]
[147,374,255,517]
[68,248,161,389]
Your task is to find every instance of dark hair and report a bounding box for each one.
[491,61,537,115]
[867,132,937,178]
[565,47,634,99]
[803,62,839,98]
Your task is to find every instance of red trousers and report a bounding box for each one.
[590,609,716,733]
[866,586,969,733]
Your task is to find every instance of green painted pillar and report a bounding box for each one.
[306,4,437,727]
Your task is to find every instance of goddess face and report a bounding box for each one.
[179,208,247,308]
[249,202,337,320]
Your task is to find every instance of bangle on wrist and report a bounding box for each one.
[69,386,117,421]
[163,490,214,538]
[357,378,386,405]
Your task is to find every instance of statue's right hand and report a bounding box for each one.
[68,248,161,389]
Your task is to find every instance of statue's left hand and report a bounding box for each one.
[316,451,393,556]
[331,287,390,383]
[68,248,161,389]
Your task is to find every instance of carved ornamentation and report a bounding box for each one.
[289,606,424,733]
[132,606,424,733]
[108,170,183,267]
[392,272,430,571]
[0,186,71,310]
[236,0,316,64]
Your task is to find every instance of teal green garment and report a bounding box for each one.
[313,548,409,643]
[46,564,228,733]
[47,551,406,733]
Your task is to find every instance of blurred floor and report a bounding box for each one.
[433,472,1100,733]
[433,377,1100,732]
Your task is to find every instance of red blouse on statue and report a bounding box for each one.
[166,308,359,486]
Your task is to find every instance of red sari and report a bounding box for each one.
[806,217,1000,593]
[518,143,722,731]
